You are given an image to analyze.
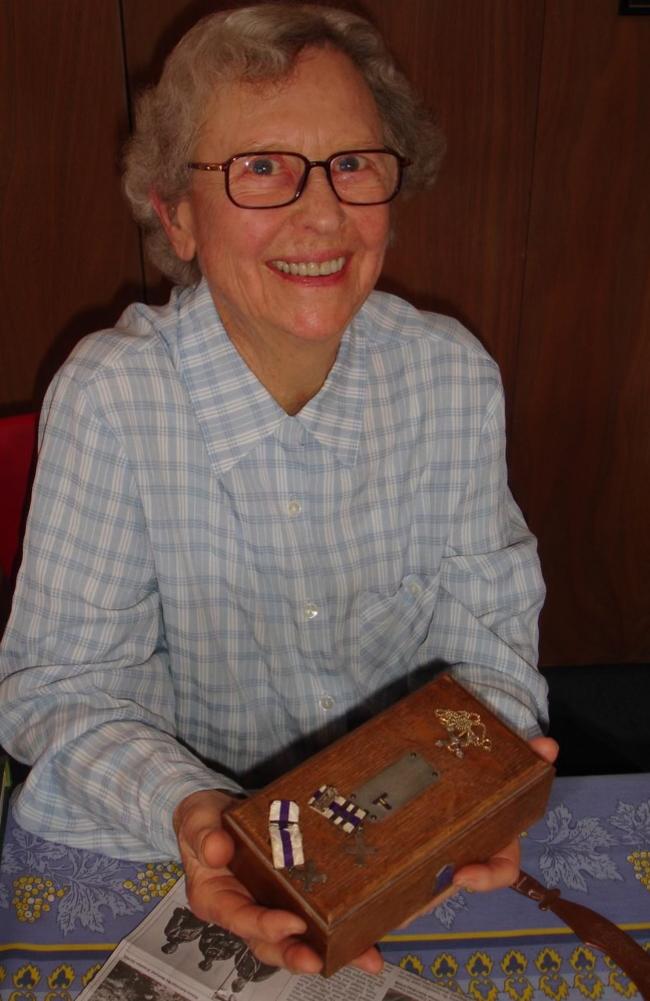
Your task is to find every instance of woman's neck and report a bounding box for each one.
[221,315,342,415]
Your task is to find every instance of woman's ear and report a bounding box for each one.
[150,188,197,262]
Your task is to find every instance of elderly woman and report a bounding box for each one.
[0,1,556,976]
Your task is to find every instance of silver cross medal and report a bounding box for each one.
[344,827,378,868]
[288,859,327,892]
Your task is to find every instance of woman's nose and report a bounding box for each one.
[295,165,346,230]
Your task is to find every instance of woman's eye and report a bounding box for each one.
[336,155,364,173]
[248,157,278,176]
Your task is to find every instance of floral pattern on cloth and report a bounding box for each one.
[395,943,650,1001]
[0,825,181,935]
[0,960,102,1001]
[431,793,650,928]
[1,775,649,1001]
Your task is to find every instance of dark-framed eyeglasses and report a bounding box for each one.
[186,148,410,209]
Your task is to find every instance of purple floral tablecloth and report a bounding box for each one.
[1,774,649,999]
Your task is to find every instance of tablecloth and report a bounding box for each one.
[1,774,648,999]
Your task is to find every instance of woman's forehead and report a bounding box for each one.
[195,46,384,157]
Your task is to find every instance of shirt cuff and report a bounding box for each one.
[146,767,245,860]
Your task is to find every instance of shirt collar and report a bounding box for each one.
[175,280,367,477]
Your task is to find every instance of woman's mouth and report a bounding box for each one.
[269,256,346,277]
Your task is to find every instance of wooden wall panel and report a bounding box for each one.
[0,0,143,411]
[121,0,238,303]
[510,0,650,664]
[368,0,544,392]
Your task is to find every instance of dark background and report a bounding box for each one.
[1,0,648,774]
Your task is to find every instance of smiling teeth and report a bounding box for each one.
[272,257,345,276]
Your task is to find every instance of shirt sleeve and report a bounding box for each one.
[434,382,549,738]
[0,366,242,860]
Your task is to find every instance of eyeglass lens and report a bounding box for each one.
[227,151,400,207]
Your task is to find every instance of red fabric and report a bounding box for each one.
[0,412,39,580]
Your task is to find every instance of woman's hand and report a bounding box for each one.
[451,736,559,893]
[173,789,383,976]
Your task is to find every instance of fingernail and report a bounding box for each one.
[287,920,307,936]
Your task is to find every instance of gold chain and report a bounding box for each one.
[434,708,492,758]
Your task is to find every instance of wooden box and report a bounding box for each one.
[223,674,554,976]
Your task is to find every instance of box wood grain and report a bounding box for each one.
[223,674,554,976]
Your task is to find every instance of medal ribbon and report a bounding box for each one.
[269,799,304,869]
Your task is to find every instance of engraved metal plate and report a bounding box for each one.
[350,751,438,821]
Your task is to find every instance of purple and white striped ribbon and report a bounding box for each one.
[269,799,304,869]
[308,784,368,834]
[269,799,299,827]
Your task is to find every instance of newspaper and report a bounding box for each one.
[75,877,456,1001]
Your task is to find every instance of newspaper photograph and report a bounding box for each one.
[75,877,456,1001]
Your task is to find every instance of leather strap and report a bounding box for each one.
[512,870,650,1000]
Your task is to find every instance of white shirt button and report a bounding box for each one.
[319,694,335,711]
[287,499,302,516]
[304,602,319,620]
[408,580,423,597]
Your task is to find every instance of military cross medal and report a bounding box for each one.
[344,827,378,867]
[288,859,328,892]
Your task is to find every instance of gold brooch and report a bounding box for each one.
[434,709,492,758]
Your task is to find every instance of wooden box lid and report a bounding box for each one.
[223,675,554,976]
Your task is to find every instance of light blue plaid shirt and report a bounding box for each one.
[0,281,547,860]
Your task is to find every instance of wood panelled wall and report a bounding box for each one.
[0,1,143,405]
[1,0,648,667]
[511,2,650,665]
